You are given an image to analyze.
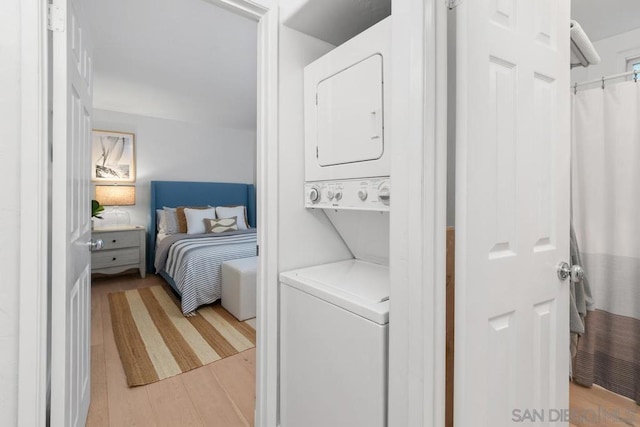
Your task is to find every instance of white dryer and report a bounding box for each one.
[304,17,391,184]
[280,259,389,427]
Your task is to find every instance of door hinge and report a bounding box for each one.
[47,4,65,32]
[316,146,319,158]
[256,245,259,256]
[446,0,462,9]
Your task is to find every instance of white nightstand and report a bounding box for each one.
[91,225,146,278]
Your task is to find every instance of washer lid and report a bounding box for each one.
[280,259,389,324]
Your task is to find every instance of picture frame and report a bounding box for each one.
[91,129,136,183]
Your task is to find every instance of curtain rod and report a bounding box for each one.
[573,69,638,92]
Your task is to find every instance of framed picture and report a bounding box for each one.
[91,130,136,183]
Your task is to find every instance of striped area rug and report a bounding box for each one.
[108,285,255,387]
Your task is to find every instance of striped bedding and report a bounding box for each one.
[156,231,257,314]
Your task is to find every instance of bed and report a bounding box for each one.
[148,181,257,314]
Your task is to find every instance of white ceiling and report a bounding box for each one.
[571,0,640,42]
[87,0,640,129]
[282,0,640,49]
[88,0,257,129]
[283,0,390,46]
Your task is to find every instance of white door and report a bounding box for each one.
[455,1,570,426]
[50,0,93,425]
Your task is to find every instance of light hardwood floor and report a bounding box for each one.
[570,382,640,427]
[87,273,256,427]
[89,273,640,427]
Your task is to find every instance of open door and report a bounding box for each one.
[454,1,570,425]
[50,0,93,424]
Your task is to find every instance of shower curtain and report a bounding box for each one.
[571,80,640,403]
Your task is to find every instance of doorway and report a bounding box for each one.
[17,0,278,425]
[84,0,270,424]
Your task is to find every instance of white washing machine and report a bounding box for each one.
[280,259,389,427]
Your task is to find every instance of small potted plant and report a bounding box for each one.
[91,199,104,229]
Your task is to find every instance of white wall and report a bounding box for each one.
[0,0,20,424]
[92,109,256,228]
[571,27,640,85]
[277,26,352,272]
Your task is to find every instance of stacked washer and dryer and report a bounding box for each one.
[280,17,391,427]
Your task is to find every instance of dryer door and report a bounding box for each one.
[316,54,384,166]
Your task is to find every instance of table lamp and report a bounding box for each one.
[94,185,135,225]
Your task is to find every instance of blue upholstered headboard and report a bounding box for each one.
[147,181,257,271]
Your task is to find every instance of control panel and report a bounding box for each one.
[305,178,390,211]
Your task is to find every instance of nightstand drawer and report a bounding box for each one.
[98,231,140,250]
[92,248,140,269]
[91,225,146,278]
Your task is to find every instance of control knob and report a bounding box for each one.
[326,190,334,200]
[309,186,320,204]
[377,182,390,205]
[358,189,368,201]
[334,191,343,201]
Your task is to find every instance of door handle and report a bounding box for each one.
[370,110,381,140]
[557,262,584,283]
[89,239,104,251]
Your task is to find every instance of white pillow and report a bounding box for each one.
[162,206,179,234]
[215,206,248,230]
[184,207,217,235]
[156,209,166,233]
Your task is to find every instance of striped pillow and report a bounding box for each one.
[204,217,238,234]
[162,207,179,234]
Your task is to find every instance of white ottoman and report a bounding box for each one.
[221,256,257,321]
